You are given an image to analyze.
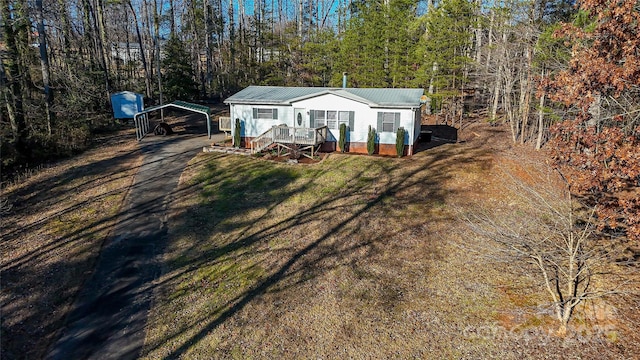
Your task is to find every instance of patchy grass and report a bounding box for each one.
[2,122,637,359]
[142,145,489,359]
[0,129,143,360]
[144,122,633,359]
[141,122,640,359]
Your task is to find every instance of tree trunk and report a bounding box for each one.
[82,0,97,69]
[239,0,245,46]
[95,0,111,98]
[490,62,501,122]
[536,69,546,150]
[228,0,235,75]
[169,0,176,35]
[189,4,203,95]
[426,62,437,115]
[474,0,482,64]
[128,0,152,97]
[152,0,163,112]
[36,0,55,136]
[141,0,154,82]
[519,28,534,145]
[58,0,72,71]
[204,0,212,95]
[518,71,530,143]
[503,63,516,142]
[489,20,504,123]
[485,11,494,76]
[298,0,303,38]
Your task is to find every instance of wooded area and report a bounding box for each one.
[0,0,638,239]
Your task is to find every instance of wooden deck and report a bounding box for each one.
[250,126,328,158]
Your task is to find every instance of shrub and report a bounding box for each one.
[338,123,347,153]
[234,118,241,148]
[367,125,376,155]
[396,127,405,157]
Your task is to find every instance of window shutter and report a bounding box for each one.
[309,110,315,128]
[253,108,258,119]
[394,113,401,132]
[349,111,354,130]
[377,112,383,132]
[273,109,278,119]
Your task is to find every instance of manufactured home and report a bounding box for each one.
[224,86,425,156]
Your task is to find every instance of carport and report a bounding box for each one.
[133,101,212,141]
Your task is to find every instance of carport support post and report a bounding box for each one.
[206,114,211,139]
[134,115,139,140]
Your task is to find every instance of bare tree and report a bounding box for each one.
[128,0,152,97]
[460,165,636,334]
[35,0,54,136]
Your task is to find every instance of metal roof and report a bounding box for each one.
[224,86,424,108]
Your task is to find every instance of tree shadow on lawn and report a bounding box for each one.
[1,138,149,356]
[0,134,211,359]
[1,111,210,220]
[1,138,208,272]
[142,142,491,358]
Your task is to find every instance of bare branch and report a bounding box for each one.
[457,163,638,331]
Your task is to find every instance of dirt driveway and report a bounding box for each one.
[47,129,223,359]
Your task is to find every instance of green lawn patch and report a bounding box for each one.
[142,144,510,359]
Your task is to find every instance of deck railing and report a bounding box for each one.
[251,129,274,153]
[218,116,232,132]
[250,126,328,154]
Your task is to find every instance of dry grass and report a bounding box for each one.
[0,129,143,359]
[142,122,640,359]
[2,122,637,360]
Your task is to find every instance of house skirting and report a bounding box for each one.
[338,142,415,156]
[241,137,415,156]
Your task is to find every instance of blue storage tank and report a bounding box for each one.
[111,91,144,119]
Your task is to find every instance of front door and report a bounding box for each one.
[294,108,308,128]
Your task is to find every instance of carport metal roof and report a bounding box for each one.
[133,101,212,141]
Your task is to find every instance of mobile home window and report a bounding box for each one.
[253,108,278,120]
[338,111,350,128]
[310,109,354,129]
[377,112,400,133]
[326,111,337,129]
[313,110,326,127]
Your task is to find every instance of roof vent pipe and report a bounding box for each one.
[342,72,347,88]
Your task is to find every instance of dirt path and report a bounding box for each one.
[46,132,221,359]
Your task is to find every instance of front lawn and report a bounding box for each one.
[141,124,639,359]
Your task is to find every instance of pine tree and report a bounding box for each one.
[300,29,338,87]
[161,35,199,102]
[334,0,419,88]
[416,0,475,101]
